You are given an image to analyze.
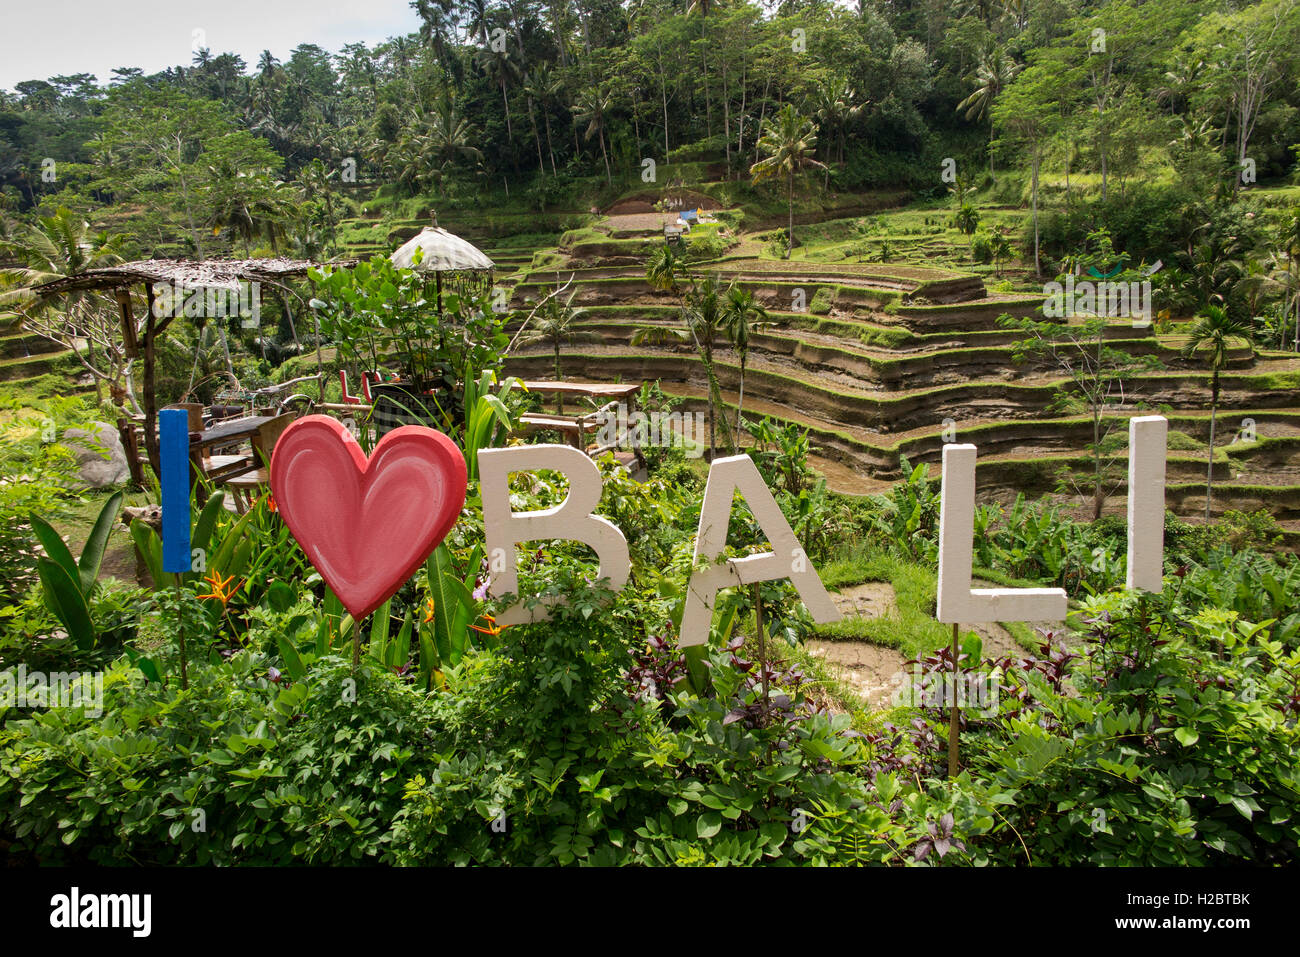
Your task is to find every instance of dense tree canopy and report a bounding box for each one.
[0,0,1295,260]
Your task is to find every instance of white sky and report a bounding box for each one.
[0,0,423,90]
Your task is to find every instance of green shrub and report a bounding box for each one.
[687,229,726,262]
[962,588,1300,864]
[809,287,834,315]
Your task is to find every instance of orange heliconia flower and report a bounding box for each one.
[264,493,278,514]
[470,614,502,638]
[198,570,241,606]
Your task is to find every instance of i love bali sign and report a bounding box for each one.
[265,414,840,644]
[169,412,1170,645]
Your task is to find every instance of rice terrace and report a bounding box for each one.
[0,0,1298,890]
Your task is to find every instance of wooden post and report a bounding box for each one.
[188,441,208,506]
[754,583,769,712]
[948,622,960,779]
[141,283,161,478]
[117,415,144,486]
[114,288,138,358]
[628,387,646,470]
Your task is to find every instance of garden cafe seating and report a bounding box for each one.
[211,412,296,513]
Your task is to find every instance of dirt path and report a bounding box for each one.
[806,583,910,709]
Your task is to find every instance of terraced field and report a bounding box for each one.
[0,315,77,390]
[499,205,1300,546]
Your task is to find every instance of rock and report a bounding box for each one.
[122,504,162,532]
[61,422,129,489]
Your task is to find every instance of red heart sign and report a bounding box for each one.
[269,416,467,621]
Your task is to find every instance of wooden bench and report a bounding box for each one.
[517,412,596,449]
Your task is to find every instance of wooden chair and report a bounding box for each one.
[221,414,295,513]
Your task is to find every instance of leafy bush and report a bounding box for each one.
[687,228,726,262]
[959,588,1300,864]
[0,408,82,601]
[0,652,435,864]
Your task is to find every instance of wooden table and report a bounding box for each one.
[523,381,641,403]
[520,381,645,468]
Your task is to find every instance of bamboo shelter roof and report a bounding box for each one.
[31,257,354,299]
[390,227,495,273]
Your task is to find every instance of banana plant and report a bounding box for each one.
[463,368,522,481]
[418,541,485,689]
[32,490,124,650]
[368,602,413,672]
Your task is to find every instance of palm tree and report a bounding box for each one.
[575,87,614,187]
[750,106,826,259]
[990,232,1014,277]
[0,208,128,407]
[413,0,457,70]
[1183,305,1255,522]
[645,243,689,296]
[393,99,483,195]
[474,44,517,141]
[957,45,1021,177]
[205,164,297,256]
[523,68,561,176]
[810,80,863,173]
[1234,256,1288,329]
[514,289,599,412]
[1183,242,1244,311]
[954,203,981,249]
[721,282,771,430]
[296,158,339,246]
[427,97,484,171]
[687,0,717,139]
[635,276,732,457]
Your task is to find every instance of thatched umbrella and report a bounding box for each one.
[390,226,494,311]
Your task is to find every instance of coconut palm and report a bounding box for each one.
[575,86,614,187]
[514,289,599,411]
[645,242,689,296]
[810,80,863,171]
[750,106,826,259]
[426,97,484,171]
[632,275,731,456]
[205,164,297,255]
[296,158,339,247]
[393,99,483,194]
[957,45,1021,176]
[687,0,717,140]
[722,282,772,429]
[474,43,517,141]
[413,0,457,70]
[1183,305,1255,522]
[523,68,561,176]
[682,277,732,456]
[1183,242,1244,311]
[954,203,981,245]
